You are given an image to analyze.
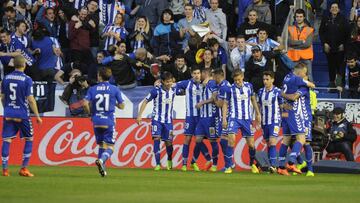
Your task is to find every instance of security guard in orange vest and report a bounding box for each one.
[288,9,314,81]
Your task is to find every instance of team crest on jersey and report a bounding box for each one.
[209,127,215,136]
[162,98,172,104]
[236,93,248,100]
[274,126,280,133]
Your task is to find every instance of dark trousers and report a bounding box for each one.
[325,51,344,84]
[70,49,94,73]
[326,141,355,161]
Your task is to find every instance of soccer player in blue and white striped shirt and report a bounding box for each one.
[137,72,176,171]
[176,66,211,171]
[102,13,127,51]
[191,68,219,172]
[258,71,282,173]
[222,69,261,174]
[246,28,280,52]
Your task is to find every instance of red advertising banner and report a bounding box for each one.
[1,117,360,170]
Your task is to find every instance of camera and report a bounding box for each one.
[74,75,87,84]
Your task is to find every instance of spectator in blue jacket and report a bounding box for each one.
[35,3,58,38]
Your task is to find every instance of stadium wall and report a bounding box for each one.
[0,86,359,169]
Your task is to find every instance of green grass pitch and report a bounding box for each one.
[1,166,359,203]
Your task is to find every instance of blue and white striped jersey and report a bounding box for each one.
[146,85,176,124]
[102,25,127,50]
[258,86,282,125]
[229,82,254,120]
[176,79,202,117]
[73,0,88,9]
[217,79,231,118]
[246,37,280,51]
[200,80,217,118]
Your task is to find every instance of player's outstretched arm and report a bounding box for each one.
[27,95,42,124]
[305,81,315,89]
[136,99,148,125]
[281,92,301,101]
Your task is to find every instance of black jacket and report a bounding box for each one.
[245,55,273,93]
[319,14,350,51]
[109,54,137,85]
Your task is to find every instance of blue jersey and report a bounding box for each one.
[228,82,254,120]
[217,79,231,118]
[258,86,282,125]
[298,86,312,121]
[85,82,124,126]
[282,72,308,105]
[200,80,217,118]
[146,85,176,124]
[176,79,202,117]
[1,70,33,119]
[10,34,34,66]
[31,36,57,70]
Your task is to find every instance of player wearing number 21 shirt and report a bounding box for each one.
[83,67,125,177]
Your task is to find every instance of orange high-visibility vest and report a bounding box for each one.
[287,25,314,61]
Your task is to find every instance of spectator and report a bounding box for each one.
[287,9,314,81]
[269,0,293,31]
[102,13,127,51]
[244,45,272,92]
[178,4,201,50]
[104,44,139,89]
[134,47,157,86]
[57,9,70,62]
[231,35,252,72]
[30,28,59,82]
[225,35,238,81]
[207,37,227,74]
[349,16,360,56]
[35,3,58,38]
[319,2,350,89]
[2,6,27,33]
[198,48,218,70]
[238,9,275,41]
[170,0,185,22]
[88,50,106,83]
[192,0,207,23]
[87,0,100,58]
[350,0,360,22]
[11,20,35,67]
[205,0,227,41]
[128,16,152,53]
[235,0,252,27]
[337,52,360,98]
[162,54,191,82]
[0,29,20,75]
[135,0,169,29]
[243,0,272,25]
[68,7,95,69]
[246,28,281,52]
[184,35,202,68]
[152,9,182,57]
[189,0,210,8]
[326,107,356,161]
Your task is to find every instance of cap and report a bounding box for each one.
[251,45,261,52]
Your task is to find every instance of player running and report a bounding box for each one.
[221,69,261,174]
[1,55,42,177]
[137,72,176,171]
[277,63,315,176]
[83,67,125,177]
[258,71,282,173]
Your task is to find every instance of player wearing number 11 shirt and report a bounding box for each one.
[84,67,125,177]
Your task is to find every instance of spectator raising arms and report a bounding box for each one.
[128,16,152,53]
[102,13,127,51]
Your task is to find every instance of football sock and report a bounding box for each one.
[220,138,228,166]
[249,147,256,166]
[166,145,173,161]
[192,142,201,163]
[225,146,234,168]
[153,140,161,165]
[278,144,288,169]
[22,140,33,168]
[98,147,105,159]
[182,144,189,166]
[200,142,211,161]
[289,141,302,165]
[100,148,113,164]
[1,141,10,170]
[297,154,304,164]
[304,144,313,172]
[268,145,277,167]
[210,141,219,166]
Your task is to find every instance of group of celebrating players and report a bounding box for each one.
[1,55,315,178]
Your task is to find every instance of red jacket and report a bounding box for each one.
[68,20,90,51]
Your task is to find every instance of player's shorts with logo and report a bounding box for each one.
[282,110,305,136]
[151,120,173,142]
[184,116,199,135]
[227,118,253,137]
[262,123,280,140]
[2,118,33,139]
[94,125,116,145]
[195,117,217,139]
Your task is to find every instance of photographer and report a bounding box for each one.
[326,107,357,161]
[59,69,90,116]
